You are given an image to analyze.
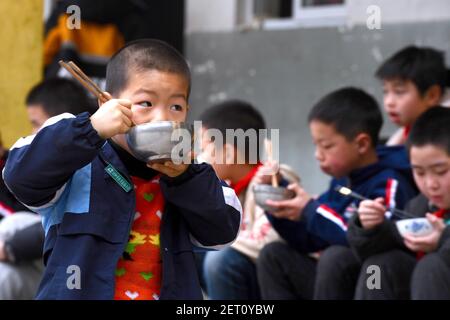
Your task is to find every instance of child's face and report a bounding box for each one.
[27,105,50,134]
[117,70,189,124]
[309,121,361,178]
[382,79,435,127]
[410,144,450,210]
[198,126,233,180]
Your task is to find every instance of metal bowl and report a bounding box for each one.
[126,121,192,163]
[253,184,295,212]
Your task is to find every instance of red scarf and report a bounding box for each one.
[403,126,411,141]
[229,163,262,196]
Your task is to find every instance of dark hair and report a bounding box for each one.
[375,46,447,96]
[26,78,95,116]
[200,100,266,163]
[407,106,450,155]
[308,87,383,146]
[105,39,191,97]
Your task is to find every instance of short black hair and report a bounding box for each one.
[105,39,191,97]
[407,106,450,155]
[26,78,95,116]
[308,87,383,146]
[200,100,266,163]
[375,46,447,96]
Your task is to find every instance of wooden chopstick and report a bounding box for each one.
[58,60,109,103]
[265,139,279,187]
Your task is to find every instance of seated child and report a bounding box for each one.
[342,107,450,300]
[375,46,447,145]
[255,87,417,300]
[196,99,299,299]
[3,39,242,300]
[25,78,97,133]
[0,77,94,300]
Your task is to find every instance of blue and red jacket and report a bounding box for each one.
[267,145,418,252]
[2,112,242,300]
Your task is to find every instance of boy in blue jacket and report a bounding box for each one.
[2,39,242,300]
[255,87,417,299]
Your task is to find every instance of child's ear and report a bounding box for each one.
[424,84,442,106]
[224,143,236,165]
[355,133,372,154]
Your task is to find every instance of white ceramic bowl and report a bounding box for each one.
[396,218,433,237]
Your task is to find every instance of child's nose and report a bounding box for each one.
[384,94,395,109]
[426,176,439,190]
[315,148,324,162]
[151,107,170,122]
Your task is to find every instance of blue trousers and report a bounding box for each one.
[202,247,260,300]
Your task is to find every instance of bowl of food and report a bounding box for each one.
[253,184,295,212]
[395,217,433,237]
[126,121,192,163]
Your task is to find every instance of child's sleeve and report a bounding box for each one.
[2,113,104,208]
[159,163,242,249]
[265,213,329,253]
[301,182,349,246]
[437,226,450,263]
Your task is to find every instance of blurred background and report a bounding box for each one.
[1,0,449,194]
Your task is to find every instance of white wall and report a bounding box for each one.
[186,0,450,33]
[347,0,450,25]
[185,0,238,33]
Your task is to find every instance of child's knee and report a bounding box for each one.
[257,242,287,270]
[318,245,356,274]
[204,250,227,277]
[413,253,443,280]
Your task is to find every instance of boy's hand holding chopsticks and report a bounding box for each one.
[90,93,133,139]
[357,198,386,230]
[253,160,281,186]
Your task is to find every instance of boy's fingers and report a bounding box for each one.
[287,183,301,192]
[370,200,385,209]
[266,198,296,209]
[117,99,132,108]
[102,92,112,100]
[119,123,132,134]
[403,233,424,245]
[374,197,385,204]
[119,104,133,118]
[121,114,132,127]
[265,199,284,209]
[359,200,373,210]
[426,213,444,230]
[403,240,417,251]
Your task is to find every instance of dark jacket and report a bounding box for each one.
[1,151,28,215]
[2,112,242,299]
[348,193,450,264]
[267,145,417,253]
